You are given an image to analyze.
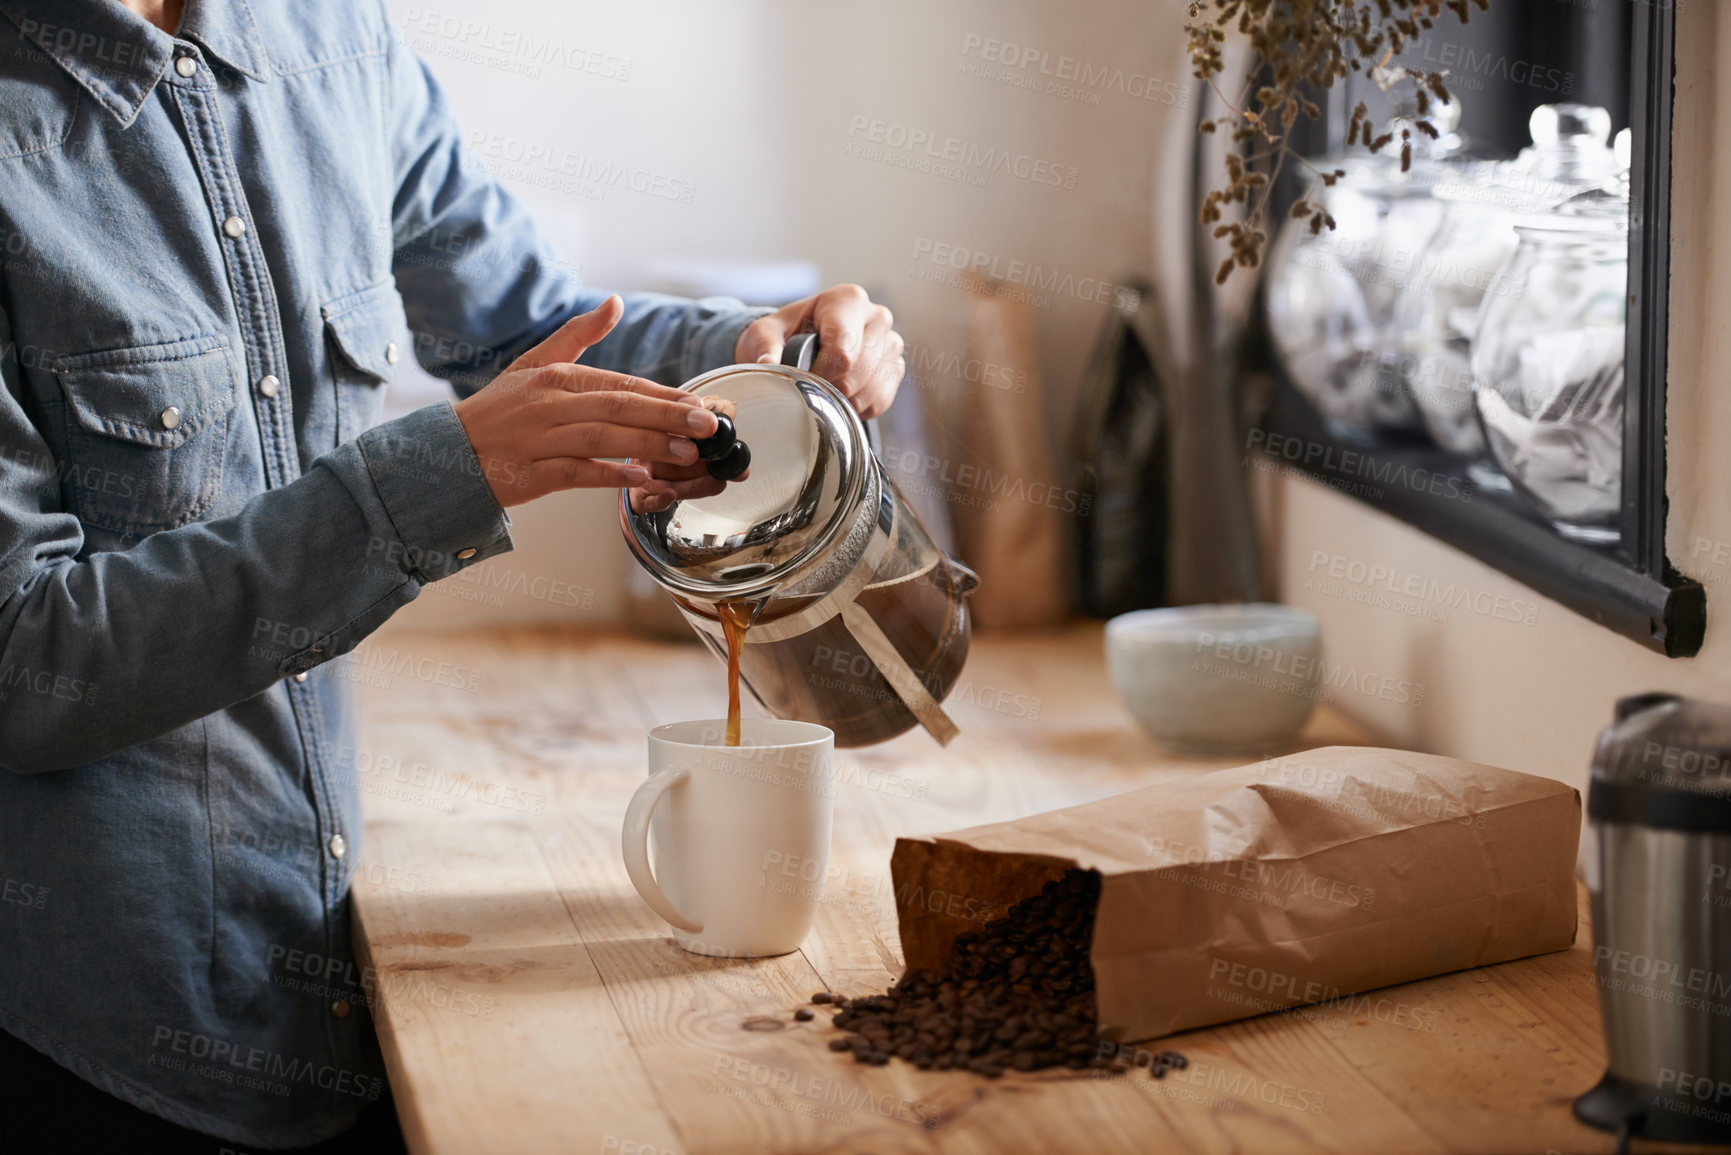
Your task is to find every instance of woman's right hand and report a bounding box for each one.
[453,295,720,509]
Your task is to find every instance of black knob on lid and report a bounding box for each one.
[693,412,750,480]
[707,440,751,481]
[694,413,737,461]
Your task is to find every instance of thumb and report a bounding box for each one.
[735,311,794,366]
[515,295,623,370]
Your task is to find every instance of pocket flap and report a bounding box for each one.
[55,336,238,448]
[322,281,406,381]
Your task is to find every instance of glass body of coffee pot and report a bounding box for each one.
[620,335,978,748]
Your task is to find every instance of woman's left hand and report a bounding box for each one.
[734,283,905,419]
[629,284,905,513]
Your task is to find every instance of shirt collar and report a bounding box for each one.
[0,0,269,129]
[179,0,272,84]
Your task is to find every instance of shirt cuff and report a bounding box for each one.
[691,302,775,379]
[354,401,513,583]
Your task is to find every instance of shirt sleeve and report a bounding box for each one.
[380,14,770,393]
[0,303,513,775]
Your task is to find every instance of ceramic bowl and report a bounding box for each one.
[1105,604,1322,755]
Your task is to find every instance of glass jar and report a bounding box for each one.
[1469,188,1628,543]
[1399,104,1621,457]
[1264,103,1465,441]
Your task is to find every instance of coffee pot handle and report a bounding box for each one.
[621,769,704,933]
[780,333,882,454]
[781,332,819,372]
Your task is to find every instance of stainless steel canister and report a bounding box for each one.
[1577,693,1731,1147]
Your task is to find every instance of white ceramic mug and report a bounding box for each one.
[622,718,835,957]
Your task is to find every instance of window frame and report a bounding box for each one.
[1253,0,1703,657]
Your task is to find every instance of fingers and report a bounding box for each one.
[629,474,726,513]
[629,487,667,514]
[699,394,738,420]
[522,456,653,501]
[514,295,624,370]
[540,389,718,439]
[664,474,730,499]
[811,284,873,387]
[533,422,702,466]
[628,456,745,512]
[735,312,791,366]
[642,460,712,483]
[853,306,905,419]
[733,285,904,418]
[537,362,700,407]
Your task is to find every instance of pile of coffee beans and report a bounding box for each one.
[809,870,1112,1077]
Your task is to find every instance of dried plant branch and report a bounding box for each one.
[1186,0,1487,284]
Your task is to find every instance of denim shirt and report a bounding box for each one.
[0,0,763,1145]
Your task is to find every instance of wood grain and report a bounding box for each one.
[347,623,1685,1154]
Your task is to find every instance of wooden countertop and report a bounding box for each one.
[349,624,1642,1155]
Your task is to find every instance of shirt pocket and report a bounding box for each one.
[322,281,407,445]
[54,336,239,535]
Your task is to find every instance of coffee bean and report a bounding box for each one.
[793,1009,814,1022]
[828,1038,851,1052]
[1151,1050,1189,1079]
[808,870,1107,1079]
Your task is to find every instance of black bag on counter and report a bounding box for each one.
[1073,281,1170,618]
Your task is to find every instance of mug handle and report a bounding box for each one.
[621,769,704,933]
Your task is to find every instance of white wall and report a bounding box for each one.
[380,0,808,625]
[1272,0,1731,796]
[378,0,1193,628]
[368,1,1728,799]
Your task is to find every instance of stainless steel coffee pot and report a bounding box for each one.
[1577,693,1731,1147]
[620,334,977,747]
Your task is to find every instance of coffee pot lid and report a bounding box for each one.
[1587,694,1731,832]
[619,334,871,602]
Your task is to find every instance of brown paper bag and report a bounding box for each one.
[943,271,1067,630]
[890,745,1580,1042]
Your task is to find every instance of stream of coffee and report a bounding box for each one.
[719,600,753,746]
[698,560,967,748]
